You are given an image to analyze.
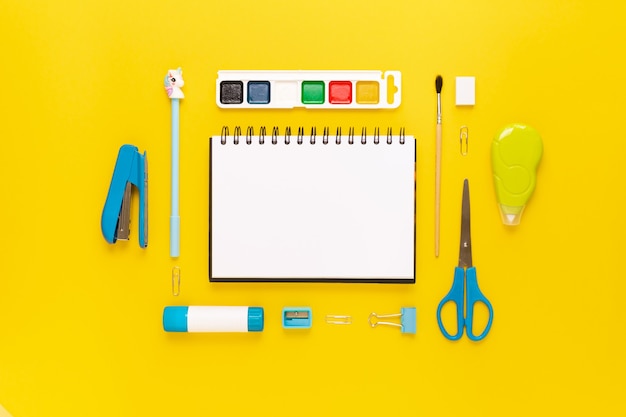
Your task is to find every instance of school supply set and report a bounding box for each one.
[100,68,186,252]
[161,306,417,334]
[432,76,543,340]
[211,70,413,282]
[99,68,543,341]
[432,76,495,341]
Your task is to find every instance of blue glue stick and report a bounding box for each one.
[163,306,264,333]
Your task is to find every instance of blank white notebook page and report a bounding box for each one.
[209,135,416,282]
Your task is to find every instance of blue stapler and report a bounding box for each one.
[101,145,148,247]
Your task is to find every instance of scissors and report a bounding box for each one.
[437,179,494,341]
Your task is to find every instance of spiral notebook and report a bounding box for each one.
[209,127,416,283]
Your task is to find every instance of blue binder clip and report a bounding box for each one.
[369,307,416,334]
[101,145,148,247]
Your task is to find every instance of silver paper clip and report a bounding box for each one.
[368,308,416,334]
[460,126,469,156]
[325,315,352,325]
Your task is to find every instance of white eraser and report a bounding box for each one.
[456,76,475,106]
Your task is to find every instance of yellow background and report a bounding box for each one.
[1,0,625,415]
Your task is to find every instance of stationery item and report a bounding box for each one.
[491,124,543,226]
[216,70,401,109]
[455,76,475,106]
[437,179,493,341]
[172,266,181,296]
[434,75,443,257]
[164,67,184,257]
[325,315,352,325]
[460,126,469,156]
[163,306,264,333]
[368,308,417,334]
[210,126,416,282]
[101,144,148,247]
[282,307,312,329]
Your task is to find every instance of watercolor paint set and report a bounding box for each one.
[216,70,402,109]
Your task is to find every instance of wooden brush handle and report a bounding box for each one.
[435,123,442,257]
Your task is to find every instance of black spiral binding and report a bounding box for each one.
[220,126,406,145]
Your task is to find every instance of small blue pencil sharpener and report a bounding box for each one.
[282,307,312,329]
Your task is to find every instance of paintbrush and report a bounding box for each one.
[435,75,443,257]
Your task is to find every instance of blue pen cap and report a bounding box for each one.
[163,306,189,332]
[248,307,264,332]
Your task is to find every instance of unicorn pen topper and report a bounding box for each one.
[165,68,185,99]
[164,67,184,257]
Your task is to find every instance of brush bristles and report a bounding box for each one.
[435,75,443,93]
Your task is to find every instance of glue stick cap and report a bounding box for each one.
[247,307,264,332]
[163,306,188,332]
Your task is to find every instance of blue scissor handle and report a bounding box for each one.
[436,267,466,341]
[465,266,494,341]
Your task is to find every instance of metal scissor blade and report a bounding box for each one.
[458,179,473,268]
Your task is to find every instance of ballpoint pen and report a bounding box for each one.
[164,68,184,258]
